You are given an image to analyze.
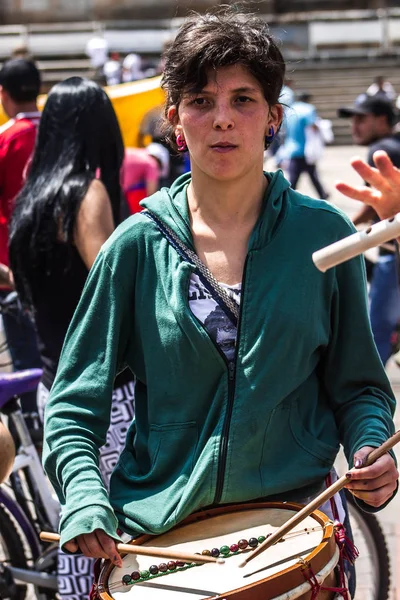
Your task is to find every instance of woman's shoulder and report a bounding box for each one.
[78,179,111,219]
[100,209,159,267]
[287,188,355,236]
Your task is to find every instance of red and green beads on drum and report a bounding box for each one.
[121,534,270,586]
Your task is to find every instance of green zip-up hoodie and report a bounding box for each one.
[43,170,396,548]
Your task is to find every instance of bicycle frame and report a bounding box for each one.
[8,407,59,531]
[0,396,60,593]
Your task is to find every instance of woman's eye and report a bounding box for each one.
[191,97,207,106]
[236,96,252,103]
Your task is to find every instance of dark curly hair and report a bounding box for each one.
[161,7,285,152]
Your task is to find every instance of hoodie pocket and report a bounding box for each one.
[120,421,198,486]
[289,401,339,464]
[260,401,338,496]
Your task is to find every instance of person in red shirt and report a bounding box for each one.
[0,58,42,420]
[121,143,169,214]
[0,59,41,273]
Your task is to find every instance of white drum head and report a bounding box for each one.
[105,506,335,600]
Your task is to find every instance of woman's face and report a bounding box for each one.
[168,64,282,183]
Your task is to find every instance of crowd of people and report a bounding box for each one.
[0,7,399,600]
[85,35,163,86]
[269,71,400,370]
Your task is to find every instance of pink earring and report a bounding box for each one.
[176,133,187,152]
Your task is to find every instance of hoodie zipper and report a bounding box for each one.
[213,255,248,505]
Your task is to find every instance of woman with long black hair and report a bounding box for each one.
[9,76,135,600]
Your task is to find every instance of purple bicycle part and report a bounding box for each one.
[0,486,41,559]
[0,369,43,408]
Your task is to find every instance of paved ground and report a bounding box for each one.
[268,144,400,600]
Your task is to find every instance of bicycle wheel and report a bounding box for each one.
[0,503,29,600]
[345,490,391,600]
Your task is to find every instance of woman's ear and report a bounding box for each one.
[167,105,179,125]
[268,104,284,131]
[167,105,182,140]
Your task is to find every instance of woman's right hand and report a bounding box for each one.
[64,528,123,567]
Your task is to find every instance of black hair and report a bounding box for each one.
[9,76,124,308]
[0,59,41,103]
[160,7,285,151]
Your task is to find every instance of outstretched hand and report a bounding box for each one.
[344,446,398,508]
[336,151,400,221]
[64,528,122,567]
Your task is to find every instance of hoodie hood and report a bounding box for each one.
[140,170,291,251]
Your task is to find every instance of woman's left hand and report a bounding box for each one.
[345,446,399,508]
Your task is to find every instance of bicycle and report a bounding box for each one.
[0,367,59,600]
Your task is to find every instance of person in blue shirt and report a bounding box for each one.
[284,91,329,199]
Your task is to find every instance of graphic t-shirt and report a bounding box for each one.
[188,273,241,362]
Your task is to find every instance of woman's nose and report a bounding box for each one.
[212,104,234,130]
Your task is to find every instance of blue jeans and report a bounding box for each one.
[369,254,400,365]
[0,291,41,414]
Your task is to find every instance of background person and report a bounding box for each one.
[85,35,108,69]
[122,52,144,83]
[121,143,168,214]
[9,76,135,600]
[282,91,329,199]
[103,51,122,86]
[42,10,397,598]
[0,58,42,424]
[366,75,396,103]
[338,94,400,366]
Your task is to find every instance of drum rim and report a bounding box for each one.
[97,501,336,600]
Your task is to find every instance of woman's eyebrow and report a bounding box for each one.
[189,86,260,95]
[230,86,260,94]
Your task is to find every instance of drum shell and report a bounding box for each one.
[98,502,338,600]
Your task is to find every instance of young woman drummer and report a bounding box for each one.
[42,7,398,595]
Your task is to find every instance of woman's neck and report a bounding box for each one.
[187,168,268,229]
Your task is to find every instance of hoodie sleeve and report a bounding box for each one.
[320,248,396,503]
[43,244,134,548]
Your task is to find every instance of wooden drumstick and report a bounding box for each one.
[239,430,400,568]
[312,213,400,272]
[39,532,225,565]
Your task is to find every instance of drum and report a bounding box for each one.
[97,502,339,600]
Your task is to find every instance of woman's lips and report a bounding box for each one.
[210,143,237,153]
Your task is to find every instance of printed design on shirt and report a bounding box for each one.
[99,380,136,483]
[57,551,94,600]
[189,273,241,361]
[57,378,135,600]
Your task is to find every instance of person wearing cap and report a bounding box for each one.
[0,58,42,421]
[338,93,400,366]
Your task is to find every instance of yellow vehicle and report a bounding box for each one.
[0,76,165,148]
